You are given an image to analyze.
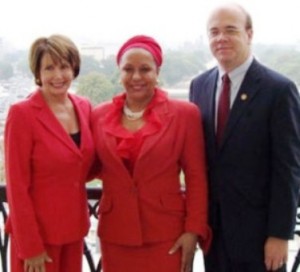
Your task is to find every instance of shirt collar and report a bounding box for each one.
[218,55,254,81]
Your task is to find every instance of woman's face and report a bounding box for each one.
[39,52,74,97]
[119,48,159,104]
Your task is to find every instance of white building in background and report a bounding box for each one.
[80,45,105,62]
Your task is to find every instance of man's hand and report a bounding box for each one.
[264,237,288,271]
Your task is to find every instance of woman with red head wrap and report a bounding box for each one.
[116,35,163,67]
[92,35,211,272]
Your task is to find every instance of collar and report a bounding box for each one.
[218,55,254,82]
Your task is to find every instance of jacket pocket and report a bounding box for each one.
[99,195,112,213]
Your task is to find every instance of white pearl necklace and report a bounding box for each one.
[123,105,145,120]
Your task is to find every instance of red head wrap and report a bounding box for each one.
[116,35,163,67]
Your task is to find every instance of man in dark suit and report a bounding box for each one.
[189,3,300,272]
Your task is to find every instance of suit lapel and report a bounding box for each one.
[100,111,134,178]
[138,102,173,161]
[134,100,173,178]
[220,60,262,148]
[70,95,90,154]
[203,69,219,156]
[206,70,219,141]
[30,91,82,156]
[104,131,126,167]
[99,92,174,180]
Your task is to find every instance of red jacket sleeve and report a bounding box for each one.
[4,104,45,259]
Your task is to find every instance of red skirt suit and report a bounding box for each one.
[4,90,95,272]
[91,89,211,272]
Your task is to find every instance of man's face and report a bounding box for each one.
[207,6,253,72]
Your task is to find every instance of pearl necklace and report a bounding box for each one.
[123,105,145,120]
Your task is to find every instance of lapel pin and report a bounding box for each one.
[241,93,248,101]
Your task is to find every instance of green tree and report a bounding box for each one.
[99,55,121,88]
[76,72,117,105]
[80,55,102,76]
[99,55,118,77]
[254,44,300,86]
[160,49,210,87]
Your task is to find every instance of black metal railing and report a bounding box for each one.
[0,184,102,272]
[1,184,300,272]
[0,185,8,272]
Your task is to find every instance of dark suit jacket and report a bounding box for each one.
[189,59,300,261]
[5,90,95,259]
[91,90,211,251]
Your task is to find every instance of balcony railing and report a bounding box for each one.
[1,184,300,272]
[0,184,102,272]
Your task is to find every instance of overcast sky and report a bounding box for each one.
[1,0,300,50]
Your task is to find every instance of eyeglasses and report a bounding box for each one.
[208,27,244,39]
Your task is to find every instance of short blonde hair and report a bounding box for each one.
[29,34,80,86]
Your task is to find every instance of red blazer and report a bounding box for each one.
[4,90,95,259]
[92,90,211,251]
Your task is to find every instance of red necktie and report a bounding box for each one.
[216,74,231,144]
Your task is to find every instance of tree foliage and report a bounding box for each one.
[76,72,117,105]
[80,55,102,76]
[1,42,300,94]
[99,55,121,88]
[160,49,209,86]
[253,44,300,86]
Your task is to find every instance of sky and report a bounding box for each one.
[1,0,300,51]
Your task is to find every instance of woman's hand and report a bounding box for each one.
[24,252,52,272]
[169,232,198,272]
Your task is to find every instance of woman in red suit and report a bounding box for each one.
[4,34,95,272]
[92,35,211,272]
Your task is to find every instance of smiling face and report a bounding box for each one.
[207,5,253,72]
[119,47,159,105]
[39,53,74,98]
[29,35,80,88]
